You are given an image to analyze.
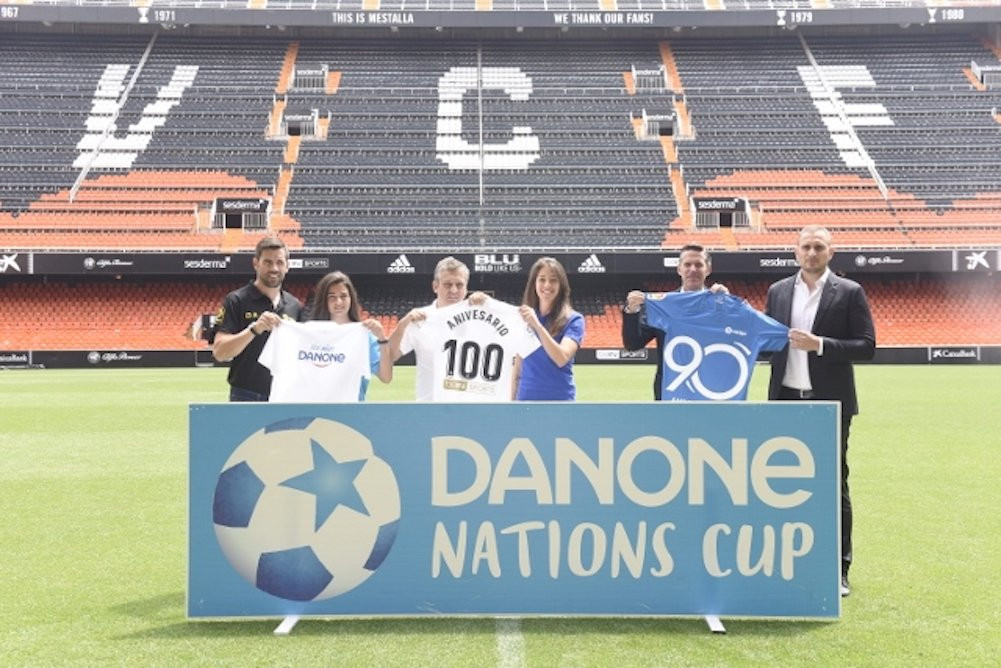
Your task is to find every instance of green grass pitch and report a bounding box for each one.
[1,365,999,666]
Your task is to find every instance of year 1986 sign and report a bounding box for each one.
[188,402,840,619]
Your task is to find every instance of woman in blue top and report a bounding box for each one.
[308,271,393,400]
[513,257,586,401]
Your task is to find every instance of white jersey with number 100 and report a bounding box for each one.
[409,298,540,402]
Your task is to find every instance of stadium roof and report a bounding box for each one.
[3,2,1001,34]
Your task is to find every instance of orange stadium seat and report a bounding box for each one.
[1,32,1000,357]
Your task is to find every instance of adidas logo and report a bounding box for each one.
[577,253,606,273]
[386,254,415,274]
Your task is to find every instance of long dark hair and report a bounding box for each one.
[308,271,362,322]
[522,257,572,338]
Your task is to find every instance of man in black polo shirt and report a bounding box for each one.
[212,236,303,401]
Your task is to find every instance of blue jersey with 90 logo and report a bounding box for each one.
[644,291,789,401]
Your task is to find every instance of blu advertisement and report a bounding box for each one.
[189,403,840,619]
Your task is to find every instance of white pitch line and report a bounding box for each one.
[495,617,525,668]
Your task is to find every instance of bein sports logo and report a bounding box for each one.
[212,417,401,601]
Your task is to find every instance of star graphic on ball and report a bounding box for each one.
[280,439,369,530]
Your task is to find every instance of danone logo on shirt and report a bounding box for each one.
[260,322,371,403]
[299,344,347,367]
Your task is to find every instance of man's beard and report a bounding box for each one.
[260,273,282,288]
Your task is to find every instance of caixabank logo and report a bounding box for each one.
[0,253,23,273]
[212,417,400,602]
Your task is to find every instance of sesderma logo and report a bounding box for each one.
[184,258,230,270]
[577,254,606,273]
[387,254,415,274]
[759,258,798,268]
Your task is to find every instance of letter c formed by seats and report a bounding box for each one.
[435,66,541,171]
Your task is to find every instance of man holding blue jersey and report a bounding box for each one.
[765,225,876,597]
[621,244,726,399]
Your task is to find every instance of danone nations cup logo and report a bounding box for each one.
[212,417,400,601]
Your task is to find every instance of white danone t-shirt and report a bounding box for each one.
[259,321,371,403]
[401,298,539,402]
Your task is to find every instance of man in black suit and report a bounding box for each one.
[765,225,876,597]
[621,244,726,399]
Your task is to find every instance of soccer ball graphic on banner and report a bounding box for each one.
[212,417,400,602]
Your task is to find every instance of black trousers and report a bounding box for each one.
[777,387,853,574]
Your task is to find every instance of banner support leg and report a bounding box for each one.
[274,615,300,636]
[704,615,726,634]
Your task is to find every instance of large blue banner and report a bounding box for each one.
[189,403,840,619]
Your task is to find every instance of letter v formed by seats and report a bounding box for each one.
[75,64,199,170]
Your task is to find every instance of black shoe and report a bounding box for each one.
[840,574,851,597]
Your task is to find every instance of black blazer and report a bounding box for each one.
[621,307,666,400]
[765,273,876,416]
[622,287,695,400]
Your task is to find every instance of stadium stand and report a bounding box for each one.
[1,22,999,358]
[3,32,1001,251]
[0,33,297,252]
[670,33,1001,249]
[281,39,676,247]
[592,276,1001,348]
[3,274,999,351]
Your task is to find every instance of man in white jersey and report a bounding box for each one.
[258,321,372,403]
[389,257,475,401]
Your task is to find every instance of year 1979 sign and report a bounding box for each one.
[188,402,840,619]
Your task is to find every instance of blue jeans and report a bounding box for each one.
[229,386,268,402]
